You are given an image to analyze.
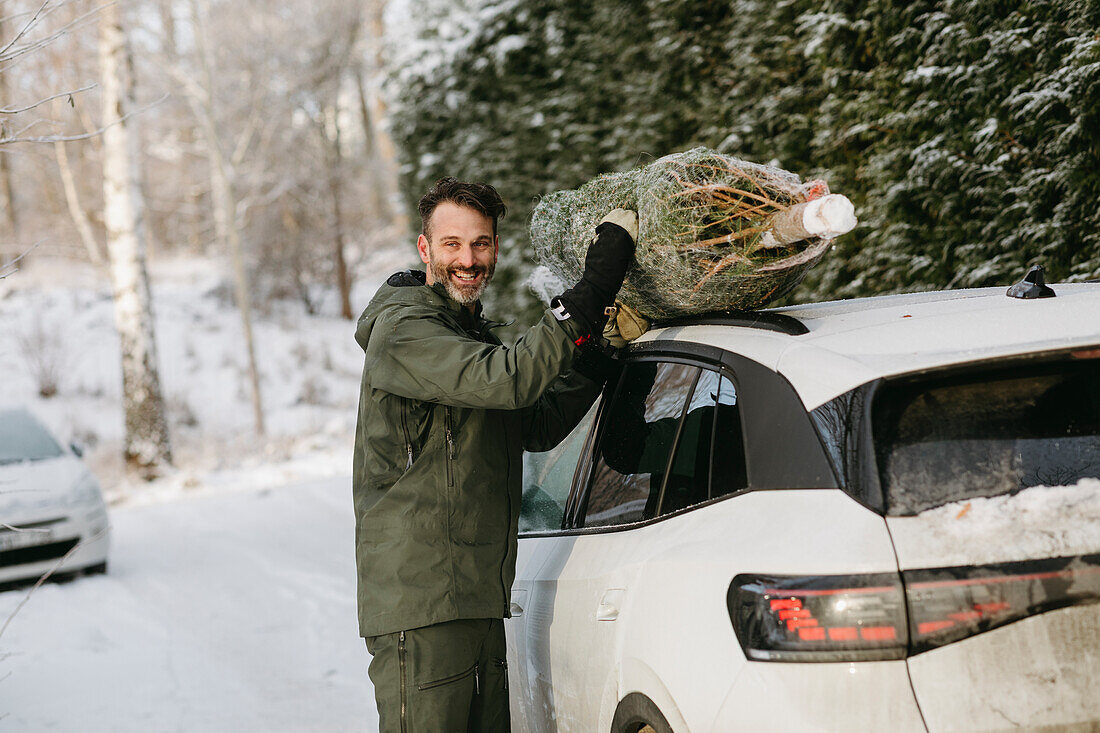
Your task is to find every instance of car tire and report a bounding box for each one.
[611,693,673,733]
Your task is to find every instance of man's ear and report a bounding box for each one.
[417,234,431,265]
[493,235,499,260]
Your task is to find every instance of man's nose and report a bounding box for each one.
[456,246,476,269]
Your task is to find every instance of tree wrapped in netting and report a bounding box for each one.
[531,147,856,320]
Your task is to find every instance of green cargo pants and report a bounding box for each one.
[365,618,510,733]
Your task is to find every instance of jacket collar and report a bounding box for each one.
[389,269,487,330]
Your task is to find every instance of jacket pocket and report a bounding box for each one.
[444,406,456,488]
[416,662,477,692]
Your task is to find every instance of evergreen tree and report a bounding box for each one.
[387,0,1100,321]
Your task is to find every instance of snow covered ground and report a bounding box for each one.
[0,250,415,730]
[0,477,378,732]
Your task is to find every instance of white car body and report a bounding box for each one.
[508,284,1100,732]
[0,409,111,585]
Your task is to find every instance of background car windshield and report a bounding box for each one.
[873,358,1100,515]
[0,410,64,465]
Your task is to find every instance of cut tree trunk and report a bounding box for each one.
[99,2,172,478]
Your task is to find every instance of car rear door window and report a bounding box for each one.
[659,371,748,516]
[580,362,698,527]
[873,358,1100,514]
[520,399,599,533]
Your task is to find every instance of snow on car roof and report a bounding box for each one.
[637,283,1100,409]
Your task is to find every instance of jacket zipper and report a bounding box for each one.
[398,631,408,733]
[494,657,508,691]
[499,413,512,607]
[401,399,413,470]
[444,406,455,488]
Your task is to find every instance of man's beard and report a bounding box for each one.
[429,255,495,306]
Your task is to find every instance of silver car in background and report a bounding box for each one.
[0,408,110,585]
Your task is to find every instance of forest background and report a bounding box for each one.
[2,0,1099,481]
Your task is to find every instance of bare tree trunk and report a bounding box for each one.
[363,0,406,233]
[160,0,178,59]
[353,65,391,228]
[0,18,18,241]
[99,2,172,478]
[55,141,106,264]
[190,0,264,436]
[323,108,353,320]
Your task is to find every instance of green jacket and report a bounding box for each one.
[352,271,602,637]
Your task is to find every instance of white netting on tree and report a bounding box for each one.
[530,147,854,320]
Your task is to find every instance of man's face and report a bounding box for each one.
[418,201,498,307]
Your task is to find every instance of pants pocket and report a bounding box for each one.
[416,662,478,692]
[490,657,508,691]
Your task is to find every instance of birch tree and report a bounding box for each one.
[99,0,172,476]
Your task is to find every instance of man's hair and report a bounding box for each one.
[418,177,507,240]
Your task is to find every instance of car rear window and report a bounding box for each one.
[872,359,1100,515]
[0,410,64,464]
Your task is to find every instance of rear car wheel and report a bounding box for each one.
[612,693,673,733]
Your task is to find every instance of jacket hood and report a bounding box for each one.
[355,269,487,351]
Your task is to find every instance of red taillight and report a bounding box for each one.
[728,573,908,662]
[729,554,1100,663]
[903,553,1100,654]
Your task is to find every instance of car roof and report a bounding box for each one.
[634,283,1100,410]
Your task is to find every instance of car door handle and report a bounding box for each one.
[596,588,626,622]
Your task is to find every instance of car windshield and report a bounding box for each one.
[0,410,64,465]
[872,358,1100,515]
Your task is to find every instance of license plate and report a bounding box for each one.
[0,528,56,552]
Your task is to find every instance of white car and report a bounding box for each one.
[510,282,1100,732]
[0,408,111,586]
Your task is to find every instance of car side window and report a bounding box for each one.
[659,371,748,516]
[520,399,600,533]
[580,362,699,527]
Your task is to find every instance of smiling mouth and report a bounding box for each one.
[450,270,482,285]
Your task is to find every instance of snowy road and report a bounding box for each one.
[0,478,377,732]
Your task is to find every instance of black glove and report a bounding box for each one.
[554,210,637,338]
[571,342,623,384]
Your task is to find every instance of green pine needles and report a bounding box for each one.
[531,148,834,319]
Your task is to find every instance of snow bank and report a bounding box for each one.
[0,478,376,732]
[886,479,1100,568]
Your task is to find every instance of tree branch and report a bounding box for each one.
[0,83,96,115]
[0,243,39,279]
[0,1,110,72]
[0,92,168,144]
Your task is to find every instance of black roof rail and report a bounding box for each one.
[651,309,809,336]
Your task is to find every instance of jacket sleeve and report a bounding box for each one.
[520,369,604,452]
[364,306,583,410]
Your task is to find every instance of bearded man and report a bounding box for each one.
[353,177,637,732]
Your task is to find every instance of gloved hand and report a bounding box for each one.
[602,301,651,349]
[554,209,638,338]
